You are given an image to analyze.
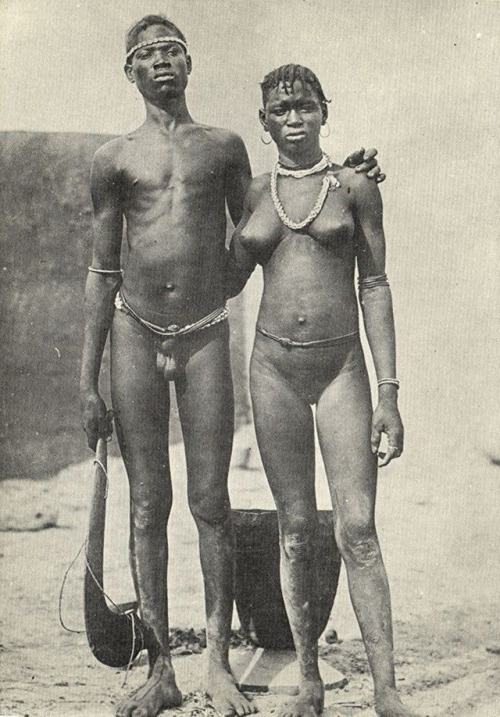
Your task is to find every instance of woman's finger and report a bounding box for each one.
[371,425,381,454]
[378,444,402,467]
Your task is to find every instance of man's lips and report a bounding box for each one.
[154,73,175,81]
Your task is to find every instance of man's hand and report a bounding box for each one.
[344,147,386,183]
[371,401,404,467]
[81,390,114,452]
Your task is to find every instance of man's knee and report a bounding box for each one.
[131,497,170,532]
[335,518,379,567]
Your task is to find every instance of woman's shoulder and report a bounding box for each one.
[336,165,382,205]
[246,172,270,207]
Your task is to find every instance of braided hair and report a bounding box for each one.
[260,65,330,120]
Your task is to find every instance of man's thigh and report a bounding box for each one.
[110,311,170,482]
[175,323,234,506]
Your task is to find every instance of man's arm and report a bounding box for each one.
[80,142,124,451]
[224,132,252,228]
[344,147,386,183]
[225,178,263,299]
[354,174,403,466]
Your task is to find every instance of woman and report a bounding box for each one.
[229,65,415,717]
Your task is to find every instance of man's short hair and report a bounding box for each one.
[125,15,187,55]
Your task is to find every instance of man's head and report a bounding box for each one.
[124,15,191,101]
[125,15,187,61]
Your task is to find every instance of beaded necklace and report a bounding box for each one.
[271,153,341,231]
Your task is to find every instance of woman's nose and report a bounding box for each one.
[287,109,302,125]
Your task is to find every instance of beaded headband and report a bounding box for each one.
[126,36,188,63]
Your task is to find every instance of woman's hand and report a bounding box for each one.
[371,400,404,467]
[344,147,386,183]
[80,390,114,452]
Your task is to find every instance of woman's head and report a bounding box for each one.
[259,65,330,155]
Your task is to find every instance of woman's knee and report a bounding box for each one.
[188,486,231,527]
[279,516,317,562]
[335,517,380,567]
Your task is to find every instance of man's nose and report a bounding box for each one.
[153,51,171,66]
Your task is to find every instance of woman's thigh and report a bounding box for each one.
[315,342,377,528]
[250,350,316,519]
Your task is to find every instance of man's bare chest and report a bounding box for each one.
[123,137,226,195]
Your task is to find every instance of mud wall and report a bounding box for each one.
[0,131,250,478]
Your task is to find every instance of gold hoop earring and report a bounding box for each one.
[260,131,272,145]
[320,122,331,138]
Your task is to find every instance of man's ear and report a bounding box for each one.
[321,104,329,124]
[124,64,135,83]
[186,54,192,75]
[259,108,267,131]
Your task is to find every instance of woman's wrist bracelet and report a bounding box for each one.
[88,266,122,274]
[377,378,400,389]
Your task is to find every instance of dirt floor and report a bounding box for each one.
[1,426,499,716]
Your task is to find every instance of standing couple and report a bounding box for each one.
[80,14,413,717]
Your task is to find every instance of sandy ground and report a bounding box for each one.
[1,425,500,717]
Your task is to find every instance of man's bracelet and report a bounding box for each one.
[377,378,400,389]
[88,267,122,274]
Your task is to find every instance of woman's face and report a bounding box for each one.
[260,80,325,153]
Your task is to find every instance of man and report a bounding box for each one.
[80,15,384,717]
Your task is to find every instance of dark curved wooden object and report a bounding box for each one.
[84,439,147,667]
[233,509,341,650]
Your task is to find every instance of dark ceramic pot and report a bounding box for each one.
[232,509,341,650]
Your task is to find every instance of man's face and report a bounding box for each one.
[125,24,192,101]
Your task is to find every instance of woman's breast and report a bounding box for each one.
[240,193,356,263]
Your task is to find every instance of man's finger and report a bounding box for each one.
[345,147,366,167]
[355,158,378,174]
[363,147,378,161]
[375,173,386,184]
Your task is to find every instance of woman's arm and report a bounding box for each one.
[79,143,123,451]
[354,175,403,466]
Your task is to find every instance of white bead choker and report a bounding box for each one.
[276,153,332,178]
[271,153,341,231]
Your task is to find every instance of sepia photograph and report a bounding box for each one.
[1,1,499,715]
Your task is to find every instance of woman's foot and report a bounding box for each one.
[207,661,257,716]
[375,687,418,717]
[116,656,182,717]
[279,679,324,717]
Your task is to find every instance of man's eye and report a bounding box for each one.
[273,108,286,115]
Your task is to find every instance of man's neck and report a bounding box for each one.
[144,95,194,131]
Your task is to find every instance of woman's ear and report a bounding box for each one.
[259,108,267,131]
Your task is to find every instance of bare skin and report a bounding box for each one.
[230,78,416,717]
[80,25,384,717]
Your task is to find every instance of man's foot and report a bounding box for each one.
[279,680,324,717]
[375,688,418,717]
[116,656,182,717]
[207,662,257,716]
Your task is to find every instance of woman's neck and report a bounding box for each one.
[277,144,324,170]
